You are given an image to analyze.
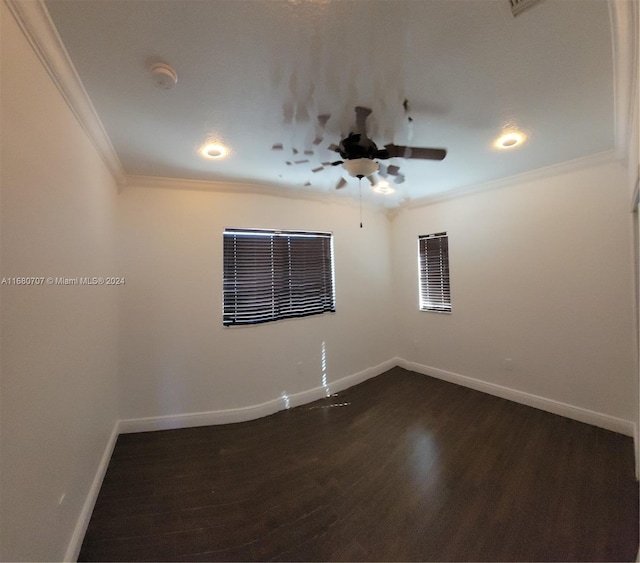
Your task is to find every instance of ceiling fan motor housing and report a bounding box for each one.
[339,134,379,160]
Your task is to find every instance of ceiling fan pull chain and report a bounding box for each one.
[359,178,363,229]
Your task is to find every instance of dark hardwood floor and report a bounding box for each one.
[80,368,639,561]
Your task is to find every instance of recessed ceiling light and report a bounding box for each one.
[199,142,229,160]
[372,180,395,195]
[495,131,526,150]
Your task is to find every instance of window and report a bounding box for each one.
[223,228,335,326]
[418,232,451,313]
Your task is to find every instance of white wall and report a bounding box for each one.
[0,4,120,561]
[117,186,397,420]
[391,160,637,422]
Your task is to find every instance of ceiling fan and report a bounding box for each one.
[273,104,447,192]
[328,106,447,191]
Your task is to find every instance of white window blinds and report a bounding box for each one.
[418,232,451,313]
[223,229,335,326]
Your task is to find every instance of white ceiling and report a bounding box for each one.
[44,0,615,206]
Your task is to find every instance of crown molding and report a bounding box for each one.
[400,150,618,211]
[609,0,638,160]
[127,150,616,215]
[125,174,390,211]
[4,0,127,187]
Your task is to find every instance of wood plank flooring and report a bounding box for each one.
[79,368,639,561]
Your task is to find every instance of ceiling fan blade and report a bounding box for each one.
[304,150,314,156]
[378,164,388,178]
[313,114,331,145]
[328,143,340,152]
[312,161,342,173]
[384,144,447,160]
[357,133,369,149]
[271,143,284,151]
[335,177,348,190]
[354,106,372,136]
[317,113,331,129]
[384,164,405,183]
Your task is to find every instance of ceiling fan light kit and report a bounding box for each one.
[343,158,379,179]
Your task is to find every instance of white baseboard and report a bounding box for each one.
[64,421,120,562]
[316,357,400,397]
[118,358,398,434]
[634,422,639,480]
[397,358,635,436]
[118,397,285,434]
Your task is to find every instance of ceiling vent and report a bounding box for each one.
[509,0,544,17]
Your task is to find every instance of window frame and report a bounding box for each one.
[223,228,336,327]
[418,232,451,313]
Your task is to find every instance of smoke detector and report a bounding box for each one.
[150,62,178,90]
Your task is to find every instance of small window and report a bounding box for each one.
[418,232,451,313]
[223,228,335,326]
